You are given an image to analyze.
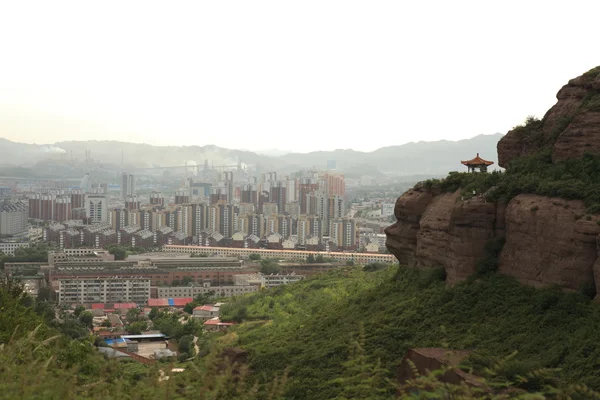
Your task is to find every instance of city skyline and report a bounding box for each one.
[1,2,599,153]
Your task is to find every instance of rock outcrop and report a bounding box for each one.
[385,189,501,285]
[498,67,600,167]
[387,66,600,293]
[499,195,600,290]
[386,189,600,291]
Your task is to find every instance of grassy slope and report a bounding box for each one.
[220,266,600,399]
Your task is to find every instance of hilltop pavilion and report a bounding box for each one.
[461,153,494,173]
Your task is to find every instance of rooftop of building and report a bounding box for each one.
[460,153,494,166]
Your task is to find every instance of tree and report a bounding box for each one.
[128,321,148,335]
[182,276,193,285]
[74,305,86,318]
[249,253,261,261]
[183,301,198,314]
[148,307,159,321]
[107,245,127,261]
[307,254,315,263]
[36,287,55,302]
[126,308,142,322]
[260,259,280,275]
[315,254,325,263]
[79,311,93,327]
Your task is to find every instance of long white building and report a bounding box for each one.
[58,276,150,304]
[163,245,396,264]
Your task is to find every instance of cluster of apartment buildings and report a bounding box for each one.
[30,170,366,253]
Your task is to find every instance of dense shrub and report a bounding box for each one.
[216,266,600,398]
[425,149,600,214]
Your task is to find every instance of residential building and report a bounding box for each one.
[53,196,72,222]
[192,304,220,320]
[121,173,136,199]
[86,195,108,223]
[0,241,30,256]
[164,245,395,264]
[150,191,165,206]
[0,200,28,235]
[234,272,304,288]
[58,276,151,304]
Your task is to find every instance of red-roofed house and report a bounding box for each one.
[203,317,234,331]
[192,304,220,320]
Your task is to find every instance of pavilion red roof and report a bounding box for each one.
[460,153,494,166]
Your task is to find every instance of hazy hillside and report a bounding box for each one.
[0,134,503,177]
[280,133,504,175]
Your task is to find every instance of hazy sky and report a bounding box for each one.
[0,1,598,153]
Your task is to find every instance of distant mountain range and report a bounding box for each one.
[0,133,503,178]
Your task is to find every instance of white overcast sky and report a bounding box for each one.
[0,1,598,153]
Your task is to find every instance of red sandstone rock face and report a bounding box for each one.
[384,186,433,266]
[497,68,600,167]
[386,188,500,285]
[385,188,600,290]
[552,111,600,162]
[498,195,600,291]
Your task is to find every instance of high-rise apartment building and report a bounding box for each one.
[323,172,345,197]
[218,202,235,238]
[125,195,141,210]
[262,202,278,217]
[150,191,165,206]
[241,184,258,206]
[330,218,356,250]
[53,196,72,222]
[209,187,227,205]
[71,189,85,209]
[269,181,287,215]
[121,173,135,199]
[175,190,190,205]
[298,178,318,215]
[0,201,28,235]
[86,195,108,223]
[189,203,207,241]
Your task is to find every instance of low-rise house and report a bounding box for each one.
[203,317,234,331]
[192,304,220,320]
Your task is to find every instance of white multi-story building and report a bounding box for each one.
[234,272,304,288]
[58,276,151,304]
[381,203,395,218]
[156,283,258,299]
[0,201,28,235]
[0,241,30,256]
[86,195,107,223]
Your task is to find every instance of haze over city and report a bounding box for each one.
[1,1,599,152]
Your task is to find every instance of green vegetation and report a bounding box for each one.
[426,149,600,214]
[217,266,600,398]
[4,266,600,398]
[0,244,50,269]
[106,245,148,261]
[260,258,280,274]
[248,253,261,261]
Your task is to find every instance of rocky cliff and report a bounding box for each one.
[386,66,600,293]
[498,66,600,167]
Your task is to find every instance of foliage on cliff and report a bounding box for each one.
[426,149,600,214]
[219,266,600,398]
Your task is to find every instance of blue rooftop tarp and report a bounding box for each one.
[104,338,127,346]
[168,298,175,306]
